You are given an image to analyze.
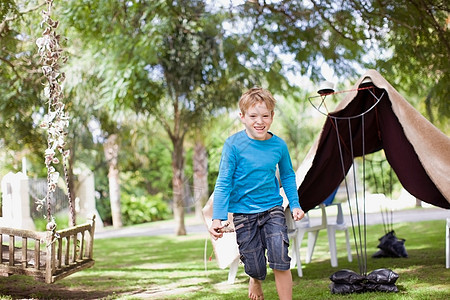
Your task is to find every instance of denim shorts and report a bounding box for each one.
[233,205,291,280]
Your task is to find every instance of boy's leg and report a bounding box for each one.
[264,206,291,270]
[233,213,267,299]
[273,269,293,300]
[263,206,293,299]
[249,277,264,300]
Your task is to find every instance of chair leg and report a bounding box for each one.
[290,235,303,277]
[305,231,320,264]
[228,257,239,284]
[290,237,297,268]
[327,226,338,267]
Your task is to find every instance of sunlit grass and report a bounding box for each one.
[0,219,449,299]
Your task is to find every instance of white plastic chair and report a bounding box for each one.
[287,202,352,275]
[227,256,239,284]
[284,208,303,277]
[286,204,328,277]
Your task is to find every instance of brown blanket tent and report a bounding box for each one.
[296,69,450,213]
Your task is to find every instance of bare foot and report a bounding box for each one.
[248,277,264,300]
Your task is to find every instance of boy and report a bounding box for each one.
[209,87,304,300]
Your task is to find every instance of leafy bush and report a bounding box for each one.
[120,193,170,226]
[33,214,70,231]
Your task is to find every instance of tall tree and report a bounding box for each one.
[59,0,282,235]
[192,132,209,221]
[57,0,166,228]
[103,133,122,228]
[152,1,255,235]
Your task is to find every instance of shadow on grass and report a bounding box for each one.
[0,275,111,299]
[0,234,244,299]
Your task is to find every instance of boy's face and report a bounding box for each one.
[240,101,274,140]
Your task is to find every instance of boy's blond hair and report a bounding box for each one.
[239,87,276,116]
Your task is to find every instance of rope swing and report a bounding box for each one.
[0,1,95,283]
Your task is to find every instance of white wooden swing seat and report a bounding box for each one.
[0,215,95,284]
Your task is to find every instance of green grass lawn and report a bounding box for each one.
[0,219,449,299]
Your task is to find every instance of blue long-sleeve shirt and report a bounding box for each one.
[213,130,301,220]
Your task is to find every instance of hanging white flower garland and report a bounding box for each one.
[35,0,71,225]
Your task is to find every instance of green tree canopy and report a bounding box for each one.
[0,1,48,171]
[232,0,449,129]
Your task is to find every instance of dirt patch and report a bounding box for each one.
[0,276,111,299]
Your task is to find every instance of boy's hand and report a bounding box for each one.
[292,208,305,221]
[209,219,224,240]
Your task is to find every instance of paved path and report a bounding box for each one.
[95,206,449,239]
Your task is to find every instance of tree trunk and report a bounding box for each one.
[172,136,186,235]
[415,198,422,207]
[104,134,123,228]
[66,148,76,227]
[425,92,434,124]
[193,140,208,221]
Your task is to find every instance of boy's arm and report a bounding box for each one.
[278,144,301,211]
[209,219,224,240]
[278,143,305,220]
[212,141,235,220]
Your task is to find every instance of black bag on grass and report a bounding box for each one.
[364,283,398,293]
[329,269,365,284]
[364,268,399,293]
[329,269,366,294]
[373,231,408,258]
[366,268,399,284]
[329,268,399,294]
[329,282,365,294]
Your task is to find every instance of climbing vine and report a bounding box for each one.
[35,0,74,226]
